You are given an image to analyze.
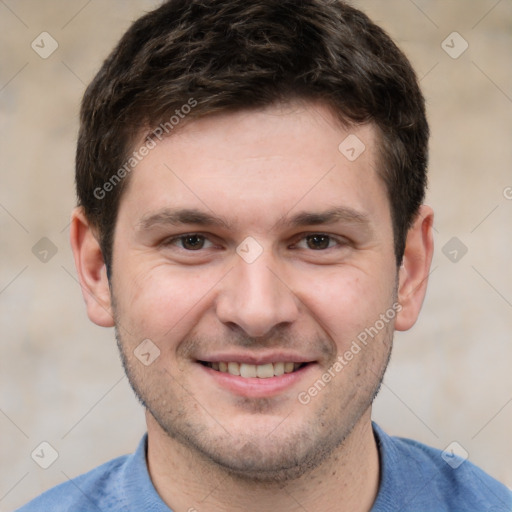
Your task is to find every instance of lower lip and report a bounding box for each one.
[198,363,316,398]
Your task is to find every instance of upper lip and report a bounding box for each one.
[196,352,317,365]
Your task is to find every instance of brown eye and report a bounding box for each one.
[305,234,333,250]
[180,234,206,250]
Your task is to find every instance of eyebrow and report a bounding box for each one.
[138,208,230,231]
[275,207,371,231]
[137,206,372,232]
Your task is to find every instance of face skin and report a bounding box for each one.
[71,101,433,512]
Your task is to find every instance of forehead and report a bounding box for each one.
[118,101,390,231]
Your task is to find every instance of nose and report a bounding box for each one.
[215,251,300,338]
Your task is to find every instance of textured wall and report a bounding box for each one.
[1,1,511,509]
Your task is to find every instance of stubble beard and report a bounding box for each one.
[114,319,393,484]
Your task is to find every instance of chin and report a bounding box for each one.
[199,439,326,484]
[160,414,345,484]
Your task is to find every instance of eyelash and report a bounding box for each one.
[292,234,345,251]
[162,233,348,252]
[163,233,217,251]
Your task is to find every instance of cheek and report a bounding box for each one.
[115,262,224,344]
[298,266,393,341]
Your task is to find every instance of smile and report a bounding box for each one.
[200,361,306,378]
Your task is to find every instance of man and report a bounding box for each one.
[18,0,511,511]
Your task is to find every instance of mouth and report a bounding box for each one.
[196,353,318,397]
[199,361,308,379]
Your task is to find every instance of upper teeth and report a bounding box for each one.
[210,362,300,378]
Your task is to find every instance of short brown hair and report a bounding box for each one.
[76,0,428,271]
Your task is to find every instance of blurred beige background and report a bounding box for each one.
[1,0,511,509]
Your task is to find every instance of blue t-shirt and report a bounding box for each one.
[17,423,512,512]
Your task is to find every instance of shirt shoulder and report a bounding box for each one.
[16,455,130,512]
[15,434,172,512]
[372,422,512,512]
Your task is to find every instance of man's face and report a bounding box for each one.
[110,102,398,480]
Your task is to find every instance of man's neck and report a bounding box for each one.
[146,411,380,512]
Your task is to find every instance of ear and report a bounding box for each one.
[69,207,115,327]
[395,204,434,331]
